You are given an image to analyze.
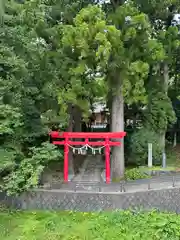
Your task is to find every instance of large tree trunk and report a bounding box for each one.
[107,90,113,131]
[159,131,166,150]
[0,0,5,26]
[109,0,125,180]
[159,63,169,151]
[110,0,125,9]
[73,106,82,132]
[67,104,74,176]
[163,63,169,93]
[111,86,124,179]
[173,131,177,148]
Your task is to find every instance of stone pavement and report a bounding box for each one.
[100,176,180,193]
[71,155,103,190]
[50,174,180,194]
[43,154,180,193]
[72,155,103,182]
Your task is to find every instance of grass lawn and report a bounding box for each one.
[139,166,177,171]
[0,210,180,239]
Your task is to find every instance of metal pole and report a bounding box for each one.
[162,152,166,168]
[172,176,175,187]
[148,143,152,168]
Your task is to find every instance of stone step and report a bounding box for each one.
[72,155,104,183]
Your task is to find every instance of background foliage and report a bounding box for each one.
[129,128,163,166]
[1,0,180,194]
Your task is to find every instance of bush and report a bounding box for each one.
[28,142,63,165]
[129,128,162,166]
[3,159,44,195]
[2,142,63,195]
[0,148,16,173]
[124,168,150,181]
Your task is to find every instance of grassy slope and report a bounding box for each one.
[0,210,180,240]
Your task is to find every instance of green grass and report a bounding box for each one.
[0,210,180,239]
[140,166,176,171]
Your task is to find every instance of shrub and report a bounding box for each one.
[2,142,63,195]
[124,168,150,181]
[3,159,44,195]
[28,142,63,165]
[129,128,162,166]
[0,148,16,173]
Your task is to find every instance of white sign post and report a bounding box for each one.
[162,152,166,168]
[148,143,152,168]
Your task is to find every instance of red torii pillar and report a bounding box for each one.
[50,131,126,183]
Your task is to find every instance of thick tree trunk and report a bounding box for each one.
[67,104,74,176]
[0,0,5,26]
[173,131,177,148]
[159,63,169,151]
[73,106,82,132]
[110,0,125,9]
[73,105,82,143]
[163,63,169,93]
[111,86,124,179]
[159,131,166,150]
[107,90,112,131]
[109,0,125,180]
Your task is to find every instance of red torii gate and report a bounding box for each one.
[50,131,126,183]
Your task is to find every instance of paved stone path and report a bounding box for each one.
[71,155,103,190]
[43,154,180,193]
[52,174,180,193]
[72,155,100,182]
[100,176,180,193]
